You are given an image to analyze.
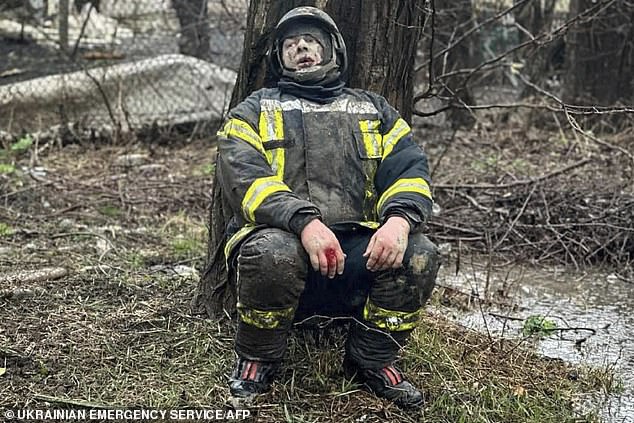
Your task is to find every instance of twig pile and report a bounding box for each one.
[432,171,634,268]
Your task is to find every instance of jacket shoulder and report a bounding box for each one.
[343,88,384,102]
[227,88,282,122]
[343,88,393,111]
[342,88,400,124]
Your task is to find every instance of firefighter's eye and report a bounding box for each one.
[283,39,297,49]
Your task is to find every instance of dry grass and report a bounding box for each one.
[0,133,616,422]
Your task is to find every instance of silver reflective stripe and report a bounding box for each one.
[260,98,378,114]
[242,176,291,222]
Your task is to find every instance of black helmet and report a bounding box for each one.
[269,6,347,84]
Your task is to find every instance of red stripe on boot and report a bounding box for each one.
[241,362,252,380]
[248,362,258,381]
[382,367,398,385]
[388,366,402,384]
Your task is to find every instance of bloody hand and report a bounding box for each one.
[300,220,346,278]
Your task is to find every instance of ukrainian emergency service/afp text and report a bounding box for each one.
[3,408,251,421]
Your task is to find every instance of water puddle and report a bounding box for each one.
[435,262,633,422]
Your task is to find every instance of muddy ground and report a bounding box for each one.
[1,110,632,421]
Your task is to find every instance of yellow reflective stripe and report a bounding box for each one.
[376,178,432,214]
[258,107,274,167]
[271,148,285,179]
[219,118,265,156]
[359,119,382,158]
[259,105,286,178]
[358,221,380,229]
[237,304,295,329]
[363,299,420,331]
[242,176,291,222]
[381,118,411,160]
[224,224,257,261]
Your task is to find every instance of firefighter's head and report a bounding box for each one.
[269,7,347,84]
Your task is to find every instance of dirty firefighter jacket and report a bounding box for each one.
[217,87,433,257]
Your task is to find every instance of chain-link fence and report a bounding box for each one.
[0,0,248,141]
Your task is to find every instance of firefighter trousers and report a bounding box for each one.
[232,226,440,369]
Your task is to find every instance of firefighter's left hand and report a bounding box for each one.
[363,216,410,271]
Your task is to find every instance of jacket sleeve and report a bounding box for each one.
[217,92,318,232]
[370,94,433,230]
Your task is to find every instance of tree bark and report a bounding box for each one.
[58,0,69,54]
[193,0,427,319]
[74,0,99,12]
[172,0,212,61]
[324,1,425,121]
[563,0,633,105]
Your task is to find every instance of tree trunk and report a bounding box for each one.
[563,0,633,105]
[324,1,425,121]
[74,0,99,12]
[192,0,426,319]
[58,0,69,54]
[229,0,425,119]
[172,0,212,61]
[430,0,477,129]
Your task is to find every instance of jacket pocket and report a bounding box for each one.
[354,119,383,159]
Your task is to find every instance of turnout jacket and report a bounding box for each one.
[217,87,433,258]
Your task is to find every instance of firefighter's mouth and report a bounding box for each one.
[297,56,316,68]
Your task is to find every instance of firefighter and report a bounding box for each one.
[216,6,440,409]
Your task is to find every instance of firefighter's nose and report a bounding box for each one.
[296,38,309,50]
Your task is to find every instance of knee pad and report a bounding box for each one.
[236,229,308,310]
[404,233,441,304]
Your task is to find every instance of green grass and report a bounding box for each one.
[170,236,204,259]
[162,211,207,260]
[0,163,15,174]
[11,135,33,152]
[97,204,122,217]
[0,222,13,236]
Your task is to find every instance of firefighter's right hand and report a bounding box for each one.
[300,219,346,279]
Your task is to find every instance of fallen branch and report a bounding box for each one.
[0,267,67,284]
[435,158,591,190]
[34,394,120,410]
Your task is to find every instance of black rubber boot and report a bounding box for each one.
[229,357,280,398]
[343,357,424,409]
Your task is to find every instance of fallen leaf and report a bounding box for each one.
[513,386,526,397]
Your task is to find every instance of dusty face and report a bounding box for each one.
[281,35,324,71]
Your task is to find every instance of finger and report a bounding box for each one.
[336,249,346,276]
[327,251,337,279]
[325,247,337,278]
[363,234,377,257]
[309,252,320,272]
[387,249,402,270]
[366,244,384,271]
[318,252,329,276]
[392,250,406,268]
[375,247,394,271]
